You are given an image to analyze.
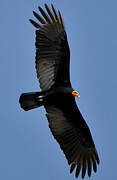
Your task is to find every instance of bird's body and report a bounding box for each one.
[19,4,99,178]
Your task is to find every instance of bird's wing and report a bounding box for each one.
[30,4,71,91]
[45,97,99,179]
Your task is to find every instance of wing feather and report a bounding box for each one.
[30,4,70,91]
[33,11,46,24]
[51,4,59,21]
[91,154,97,172]
[38,6,52,23]
[45,96,99,178]
[45,4,56,22]
[29,19,41,28]
[82,154,87,178]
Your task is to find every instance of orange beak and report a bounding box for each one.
[72,90,80,98]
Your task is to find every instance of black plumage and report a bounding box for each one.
[19,4,99,178]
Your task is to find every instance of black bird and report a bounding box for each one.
[19,4,100,179]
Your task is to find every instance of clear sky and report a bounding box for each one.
[0,0,117,179]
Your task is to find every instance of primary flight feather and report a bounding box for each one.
[19,4,100,178]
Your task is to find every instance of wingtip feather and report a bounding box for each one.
[33,11,46,24]
[75,163,81,178]
[29,19,41,28]
[38,6,51,23]
[81,155,87,179]
[70,163,76,174]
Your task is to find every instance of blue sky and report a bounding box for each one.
[0,0,117,179]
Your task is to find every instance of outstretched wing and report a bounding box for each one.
[30,4,71,91]
[45,96,100,179]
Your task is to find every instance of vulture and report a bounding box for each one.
[19,4,100,178]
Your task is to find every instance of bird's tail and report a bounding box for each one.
[19,92,44,111]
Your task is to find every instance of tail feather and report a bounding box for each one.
[19,92,44,111]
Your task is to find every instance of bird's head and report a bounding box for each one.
[72,90,80,98]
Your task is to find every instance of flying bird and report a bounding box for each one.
[19,4,100,178]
